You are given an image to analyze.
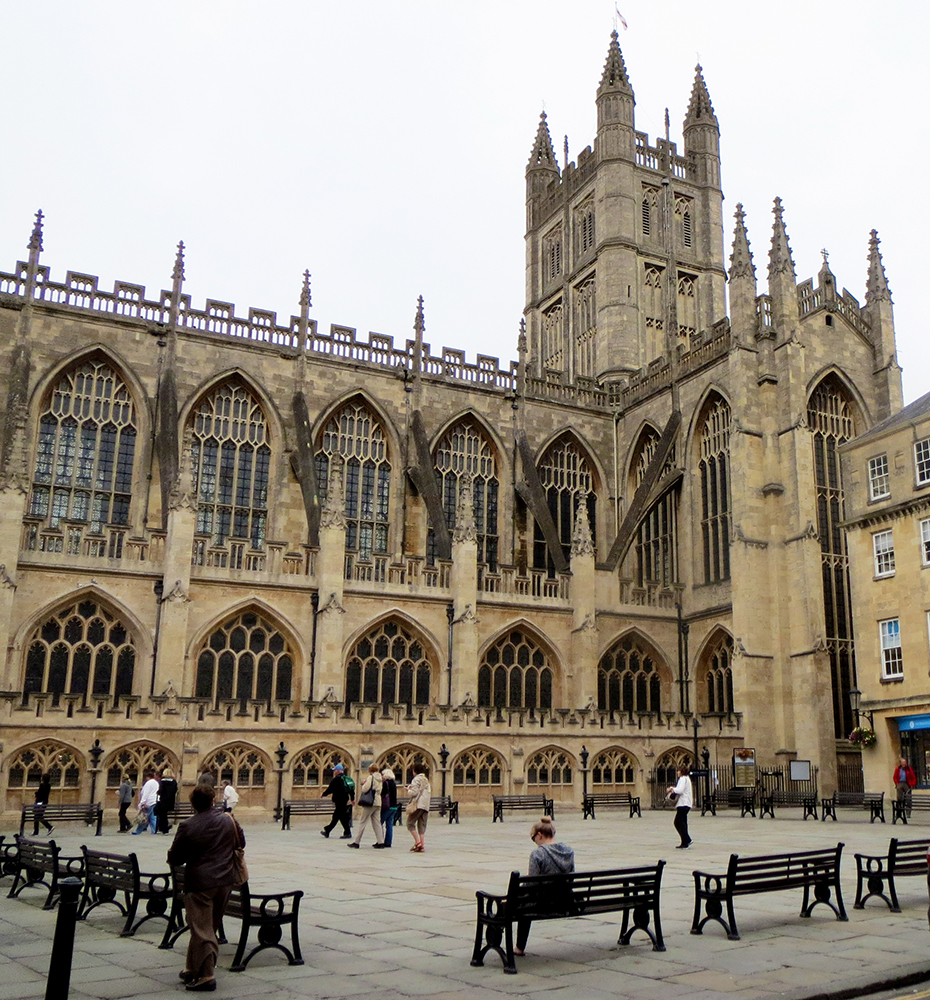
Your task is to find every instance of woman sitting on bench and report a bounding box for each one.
[514,816,574,957]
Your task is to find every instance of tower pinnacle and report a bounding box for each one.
[172,241,186,283]
[768,198,795,279]
[527,111,559,173]
[683,65,718,130]
[27,209,44,254]
[598,30,633,95]
[866,230,892,304]
[729,203,755,281]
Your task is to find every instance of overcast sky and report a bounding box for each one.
[1,2,927,400]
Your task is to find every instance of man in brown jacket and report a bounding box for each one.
[167,784,244,992]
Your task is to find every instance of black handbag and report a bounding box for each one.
[358,786,376,807]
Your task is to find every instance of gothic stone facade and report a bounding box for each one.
[0,34,902,819]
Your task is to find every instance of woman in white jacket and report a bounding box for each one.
[348,764,385,848]
[406,762,431,853]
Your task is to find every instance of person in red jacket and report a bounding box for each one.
[893,757,917,802]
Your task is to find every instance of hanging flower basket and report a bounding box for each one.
[848,726,877,747]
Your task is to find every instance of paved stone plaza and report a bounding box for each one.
[1,807,928,1000]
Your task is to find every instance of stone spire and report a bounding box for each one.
[27,209,44,255]
[412,294,425,379]
[729,204,755,281]
[24,209,45,298]
[527,111,559,174]
[571,493,594,558]
[597,30,633,97]
[683,65,718,130]
[168,240,185,330]
[866,230,892,305]
[767,198,795,279]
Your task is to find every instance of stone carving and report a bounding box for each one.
[0,565,16,591]
[572,613,597,633]
[453,474,477,543]
[570,492,595,557]
[453,604,478,625]
[319,593,345,615]
[321,460,347,530]
[168,425,196,512]
[160,580,191,603]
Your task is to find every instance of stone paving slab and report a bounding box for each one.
[1,809,929,999]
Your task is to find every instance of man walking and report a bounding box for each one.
[118,774,134,832]
[893,757,917,803]
[320,764,354,839]
[133,770,159,835]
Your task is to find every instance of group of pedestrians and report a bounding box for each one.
[321,761,432,852]
[126,767,179,834]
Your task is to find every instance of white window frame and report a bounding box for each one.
[868,454,890,501]
[872,529,895,578]
[921,518,930,566]
[879,618,902,679]
[915,438,930,485]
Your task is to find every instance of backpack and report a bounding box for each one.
[343,775,356,796]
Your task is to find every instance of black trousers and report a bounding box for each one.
[673,806,691,846]
[323,803,352,835]
[118,802,132,831]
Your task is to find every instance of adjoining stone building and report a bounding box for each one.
[840,391,930,793]
[0,33,903,819]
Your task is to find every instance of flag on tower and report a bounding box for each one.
[615,6,628,30]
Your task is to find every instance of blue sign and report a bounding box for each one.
[898,714,930,731]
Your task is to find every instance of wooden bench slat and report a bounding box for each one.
[492,795,554,822]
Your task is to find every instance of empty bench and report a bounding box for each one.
[472,861,666,974]
[492,795,554,822]
[727,787,756,818]
[582,792,642,820]
[78,846,172,936]
[160,868,304,972]
[854,838,930,912]
[892,792,930,824]
[19,802,103,837]
[8,836,84,910]
[758,790,819,820]
[691,843,847,941]
[821,790,885,823]
[281,798,333,830]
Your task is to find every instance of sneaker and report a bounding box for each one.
[683,841,693,849]
[320,829,330,839]
[46,826,54,837]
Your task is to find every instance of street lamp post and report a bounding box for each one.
[580,745,590,799]
[848,686,875,729]
[88,739,104,804]
[439,743,449,798]
[273,742,288,822]
[691,717,701,807]
[701,745,711,805]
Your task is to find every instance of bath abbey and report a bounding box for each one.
[0,33,903,818]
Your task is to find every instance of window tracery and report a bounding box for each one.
[699,396,731,583]
[597,634,662,714]
[7,742,82,792]
[29,358,137,533]
[291,745,349,790]
[105,743,174,791]
[190,381,270,548]
[526,747,573,785]
[630,428,678,587]
[533,436,596,572]
[378,745,433,786]
[703,633,735,713]
[591,748,636,786]
[478,630,554,710]
[202,743,267,788]
[345,620,432,709]
[452,747,504,786]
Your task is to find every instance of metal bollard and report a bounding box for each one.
[45,876,82,1000]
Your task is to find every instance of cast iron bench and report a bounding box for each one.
[581,792,642,819]
[492,795,554,822]
[281,798,335,830]
[393,796,460,824]
[854,837,930,911]
[691,842,847,940]
[727,787,756,817]
[8,836,84,910]
[160,867,304,972]
[472,861,666,974]
[0,836,19,884]
[892,792,930,824]
[701,791,718,816]
[758,790,819,820]
[19,802,103,837]
[820,790,885,823]
[77,846,172,936]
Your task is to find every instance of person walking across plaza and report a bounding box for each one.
[156,766,178,834]
[349,763,385,849]
[667,765,693,849]
[406,762,431,853]
[320,763,354,839]
[133,770,159,835]
[380,765,398,848]
[167,784,244,993]
[514,816,575,957]
[222,780,239,812]
[117,774,134,832]
[894,757,917,803]
[32,772,53,836]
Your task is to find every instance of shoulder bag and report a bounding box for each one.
[358,783,376,808]
[229,815,248,886]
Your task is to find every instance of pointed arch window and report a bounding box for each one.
[478,629,554,710]
[202,744,268,790]
[574,277,597,378]
[642,186,659,239]
[428,419,499,570]
[23,599,136,705]
[703,633,735,713]
[677,273,697,340]
[105,744,174,794]
[452,747,504,787]
[644,264,664,363]
[808,377,858,738]
[542,301,564,371]
[195,610,293,709]
[7,742,82,797]
[597,634,662,714]
[526,748,573,785]
[675,195,693,249]
[315,400,391,559]
[699,396,731,583]
[345,620,432,710]
[591,748,636,787]
[533,436,596,572]
[575,200,595,256]
[190,382,270,548]
[378,745,433,786]
[543,226,562,281]
[29,358,137,533]
[292,745,349,791]
[629,428,678,587]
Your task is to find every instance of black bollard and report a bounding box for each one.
[45,876,82,1000]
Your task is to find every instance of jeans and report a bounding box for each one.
[380,806,397,846]
[132,805,156,834]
